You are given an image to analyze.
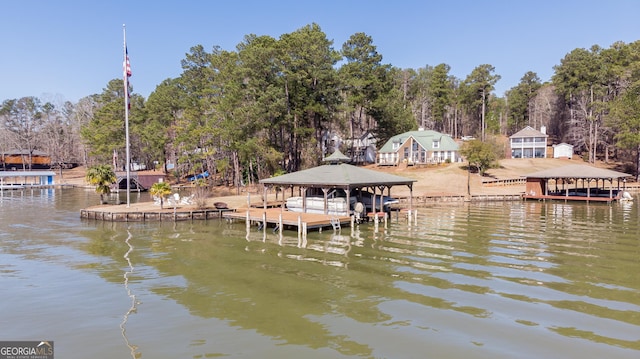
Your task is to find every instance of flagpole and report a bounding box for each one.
[123,24,131,208]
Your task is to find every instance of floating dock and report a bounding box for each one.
[223,207,352,231]
[80,207,233,222]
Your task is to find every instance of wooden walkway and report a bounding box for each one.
[223,208,352,230]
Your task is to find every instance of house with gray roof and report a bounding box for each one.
[377,128,460,166]
[509,126,549,159]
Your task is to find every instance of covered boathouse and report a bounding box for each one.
[258,150,416,215]
[0,170,56,189]
[522,164,633,202]
[222,150,416,231]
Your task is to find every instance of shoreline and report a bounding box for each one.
[41,157,638,220]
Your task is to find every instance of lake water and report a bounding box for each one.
[1,188,639,358]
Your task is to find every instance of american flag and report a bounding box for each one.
[112,149,118,169]
[125,47,132,77]
[124,46,132,108]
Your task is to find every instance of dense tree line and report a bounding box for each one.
[1,24,639,180]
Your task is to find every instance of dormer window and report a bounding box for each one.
[392,138,402,150]
[432,140,440,149]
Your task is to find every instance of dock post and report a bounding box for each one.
[384,212,388,229]
[297,215,302,245]
[245,210,250,232]
[407,209,412,225]
[350,216,354,231]
[414,209,418,224]
[278,213,283,240]
[374,213,379,232]
[245,211,250,242]
[262,212,267,242]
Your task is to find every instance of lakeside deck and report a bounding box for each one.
[223,207,352,230]
[80,207,235,221]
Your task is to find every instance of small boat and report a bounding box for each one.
[620,191,633,201]
[214,202,228,209]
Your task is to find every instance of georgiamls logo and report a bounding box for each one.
[0,340,54,358]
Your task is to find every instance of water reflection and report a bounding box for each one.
[2,189,640,357]
[120,229,139,358]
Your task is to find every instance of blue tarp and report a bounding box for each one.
[187,171,209,181]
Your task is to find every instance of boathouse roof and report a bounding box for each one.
[524,164,632,179]
[259,163,415,189]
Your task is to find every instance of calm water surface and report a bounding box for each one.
[1,188,639,358]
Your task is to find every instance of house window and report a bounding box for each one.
[523,148,533,158]
[512,149,523,158]
[433,140,440,148]
[392,141,400,150]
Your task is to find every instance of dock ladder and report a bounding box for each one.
[330,217,341,231]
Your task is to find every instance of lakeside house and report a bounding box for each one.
[509,126,549,159]
[1,150,51,170]
[345,131,377,164]
[377,128,460,166]
[323,130,377,164]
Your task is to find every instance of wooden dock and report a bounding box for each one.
[80,207,234,222]
[522,194,619,203]
[223,207,352,230]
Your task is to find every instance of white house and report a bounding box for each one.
[509,126,549,159]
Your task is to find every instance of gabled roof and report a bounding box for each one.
[524,164,632,179]
[510,126,548,138]
[259,163,415,188]
[379,129,459,153]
